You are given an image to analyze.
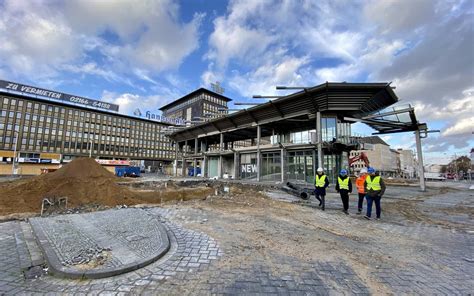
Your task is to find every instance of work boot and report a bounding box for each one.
[364,215,371,220]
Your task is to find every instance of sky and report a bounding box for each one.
[0,0,472,164]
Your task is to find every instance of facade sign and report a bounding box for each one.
[241,164,257,173]
[0,80,119,112]
[240,153,258,180]
[134,108,185,125]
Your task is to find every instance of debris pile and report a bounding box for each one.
[64,247,111,267]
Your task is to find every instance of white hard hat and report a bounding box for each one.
[317,167,324,172]
[360,168,367,174]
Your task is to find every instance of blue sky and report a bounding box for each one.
[0,0,473,164]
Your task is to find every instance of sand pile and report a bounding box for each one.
[0,158,214,216]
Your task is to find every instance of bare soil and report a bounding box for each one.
[0,158,213,216]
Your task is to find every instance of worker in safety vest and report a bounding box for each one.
[364,167,386,220]
[355,168,368,214]
[314,167,329,210]
[335,169,352,215]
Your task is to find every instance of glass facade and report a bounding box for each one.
[261,152,281,181]
[286,150,314,184]
[322,117,336,142]
[208,157,219,178]
[337,122,351,144]
[323,154,341,183]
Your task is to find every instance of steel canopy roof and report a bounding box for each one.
[169,82,400,142]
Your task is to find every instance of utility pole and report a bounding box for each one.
[415,129,425,191]
[454,153,458,181]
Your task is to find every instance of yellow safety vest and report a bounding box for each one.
[315,175,327,187]
[338,177,349,190]
[366,176,381,191]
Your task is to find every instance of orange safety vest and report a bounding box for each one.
[356,175,367,193]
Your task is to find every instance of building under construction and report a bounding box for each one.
[169,82,427,185]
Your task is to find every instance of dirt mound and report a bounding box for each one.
[0,158,214,216]
[44,157,117,181]
[0,158,132,215]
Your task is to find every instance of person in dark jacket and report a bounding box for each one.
[314,167,329,210]
[335,169,352,215]
[364,167,386,220]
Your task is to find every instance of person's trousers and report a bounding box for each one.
[358,193,365,211]
[315,193,325,210]
[340,191,349,211]
[366,195,381,218]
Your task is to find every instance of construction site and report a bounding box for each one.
[0,81,473,295]
[0,155,472,295]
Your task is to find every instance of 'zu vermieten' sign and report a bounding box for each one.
[0,79,119,112]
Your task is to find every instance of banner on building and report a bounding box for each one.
[0,80,119,112]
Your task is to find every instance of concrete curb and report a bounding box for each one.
[29,213,170,279]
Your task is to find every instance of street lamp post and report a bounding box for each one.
[11,130,18,176]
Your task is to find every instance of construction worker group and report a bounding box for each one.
[314,167,386,220]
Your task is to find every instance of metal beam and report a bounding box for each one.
[253,95,284,98]
[234,102,261,106]
[362,107,414,120]
[344,117,411,129]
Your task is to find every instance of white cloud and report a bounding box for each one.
[62,63,123,82]
[0,0,80,79]
[0,0,203,84]
[363,0,436,35]
[228,55,310,97]
[208,18,276,68]
[442,118,474,137]
[205,0,472,154]
[101,91,168,116]
[204,0,407,97]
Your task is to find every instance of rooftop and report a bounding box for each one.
[169,82,402,143]
[361,136,390,146]
[159,87,232,111]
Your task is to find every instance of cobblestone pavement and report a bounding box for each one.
[29,209,171,277]
[0,185,473,295]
